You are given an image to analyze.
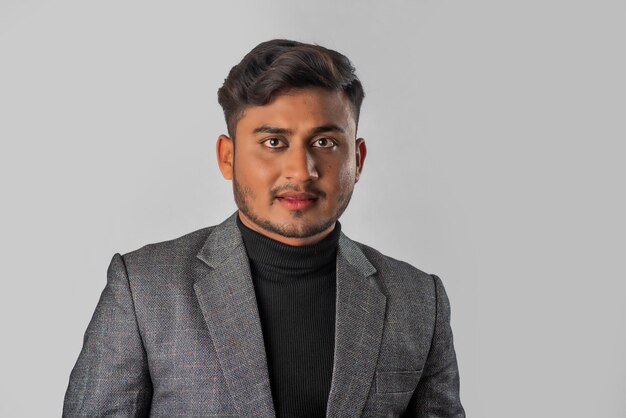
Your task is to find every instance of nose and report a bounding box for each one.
[283,146,319,182]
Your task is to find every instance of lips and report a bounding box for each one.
[275,193,318,210]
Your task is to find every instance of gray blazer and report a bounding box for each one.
[63,212,464,417]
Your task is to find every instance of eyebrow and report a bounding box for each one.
[252,124,346,135]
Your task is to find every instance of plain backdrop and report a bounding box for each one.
[1,1,624,417]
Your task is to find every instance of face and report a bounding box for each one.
[216,87,367,246]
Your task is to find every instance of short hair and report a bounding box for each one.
[217,39,365,138]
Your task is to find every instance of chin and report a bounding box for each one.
[270,218,334,239]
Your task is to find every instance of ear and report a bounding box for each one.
[216,134,234,180]
[354,138,367,183]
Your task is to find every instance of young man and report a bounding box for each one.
[63,39,465,417]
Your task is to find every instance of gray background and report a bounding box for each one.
[1,1,624,417]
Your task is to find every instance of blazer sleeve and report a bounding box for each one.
[63,253,153,417]
[402,274,465,418]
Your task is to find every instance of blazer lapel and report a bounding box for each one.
[326,234,387,418]
[193,212,276,417]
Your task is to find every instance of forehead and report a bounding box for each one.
[235,88,356,137]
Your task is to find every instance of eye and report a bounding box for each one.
[262,137,287,149]
[312,137,336,148]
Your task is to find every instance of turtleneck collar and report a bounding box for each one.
[236,213,341,272]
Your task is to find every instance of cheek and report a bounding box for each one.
[235,155,277,184]
[325,151,355,177]
[324,161,356,194]
[337,159,357,182]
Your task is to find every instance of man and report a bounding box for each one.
[63,39,465,417]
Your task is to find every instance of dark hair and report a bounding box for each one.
[217,39,365,138]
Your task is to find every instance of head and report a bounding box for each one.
[216,39,367,245]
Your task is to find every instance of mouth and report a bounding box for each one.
[275,196,318,210]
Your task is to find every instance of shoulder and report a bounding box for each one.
[346,237,440,299]
[120,224,216,277]
[350,238,432,279]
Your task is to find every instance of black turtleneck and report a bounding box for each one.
[236,214,340,418]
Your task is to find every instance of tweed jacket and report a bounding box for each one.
[63,212,465,417]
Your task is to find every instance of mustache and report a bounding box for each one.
[271,184,326,199]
